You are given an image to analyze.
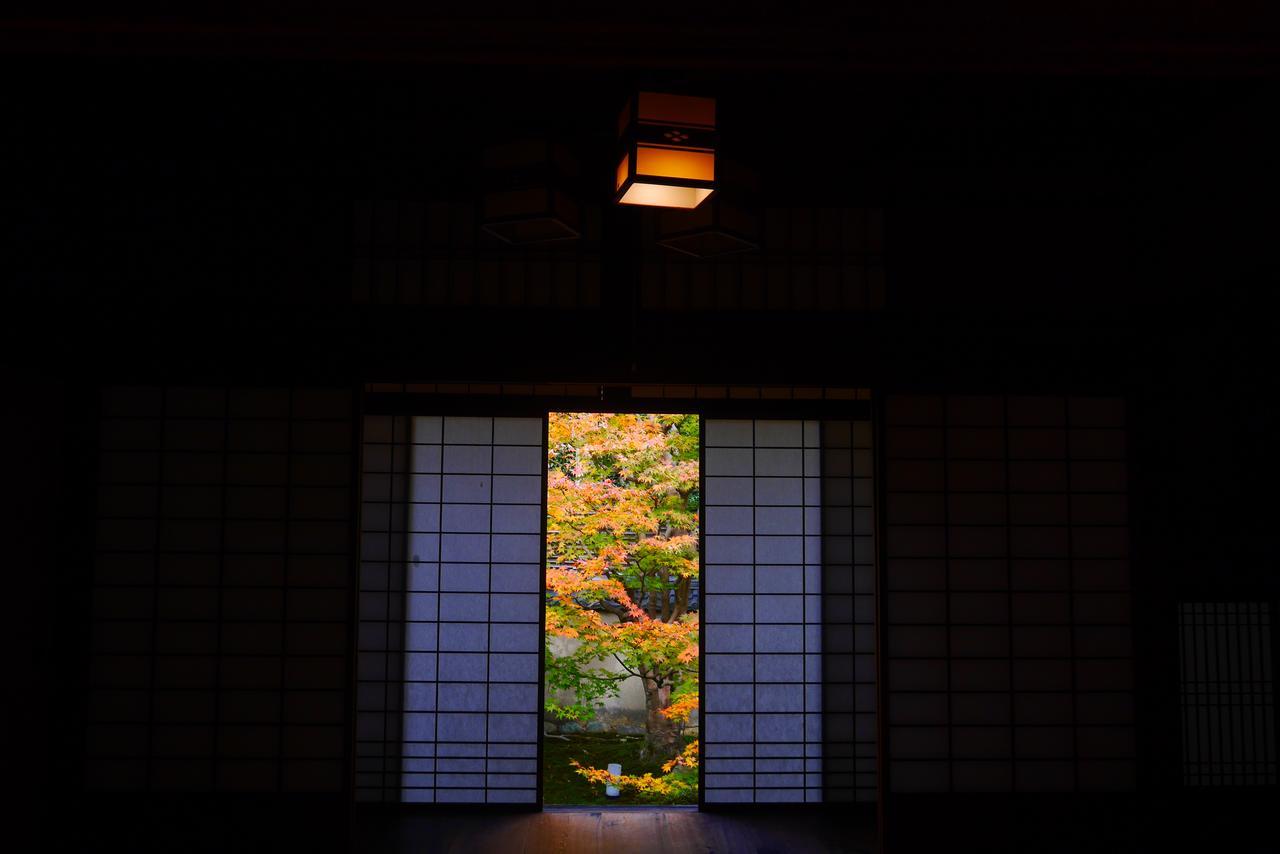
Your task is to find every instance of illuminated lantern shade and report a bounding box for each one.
[656,160,758,257]
[615,92,716,209]
[481,139,581,245]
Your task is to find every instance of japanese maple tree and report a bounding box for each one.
[545,412,700,763]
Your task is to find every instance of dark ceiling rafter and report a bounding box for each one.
[2,2,1279,76]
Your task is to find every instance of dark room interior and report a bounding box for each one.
[5,3,1280,852]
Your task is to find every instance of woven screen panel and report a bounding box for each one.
[351,201,882,312]
[351,199,602,309]
[1179,602,1276,786]
[639,208,885,312]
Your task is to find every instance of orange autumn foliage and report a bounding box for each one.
[661,692,700,725]
[545,412,700,793]
[570,741,699,801]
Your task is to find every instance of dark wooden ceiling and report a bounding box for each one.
[3,1,1277,391]
[3,1,1278,75]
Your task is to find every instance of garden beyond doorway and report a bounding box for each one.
[543,412,700,805]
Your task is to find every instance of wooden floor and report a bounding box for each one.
[355,807,877,854]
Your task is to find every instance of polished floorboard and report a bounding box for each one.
[355,807,877,854]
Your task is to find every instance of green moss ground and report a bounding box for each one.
[542,733,697,806]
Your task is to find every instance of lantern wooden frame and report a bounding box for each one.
[481,139,582,245]
[615,92,717,209]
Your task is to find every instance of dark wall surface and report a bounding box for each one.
[5,23,1279,852]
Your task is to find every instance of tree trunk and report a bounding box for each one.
[640,677,679,761]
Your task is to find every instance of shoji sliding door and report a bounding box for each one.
[819,419,879,803]
[357,415,544,803]
[701,419,825,803]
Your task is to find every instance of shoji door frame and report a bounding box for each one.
[359,391,873,812]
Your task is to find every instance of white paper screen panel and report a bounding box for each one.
[702,419,824,803]
[358,415,544,803]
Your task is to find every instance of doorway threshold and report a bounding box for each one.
[542,805,698,812]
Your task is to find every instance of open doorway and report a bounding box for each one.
[542,412,700,805]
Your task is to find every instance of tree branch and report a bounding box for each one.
[611,653,642,679]
[588,598,634,623]
[674,576,689,620]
